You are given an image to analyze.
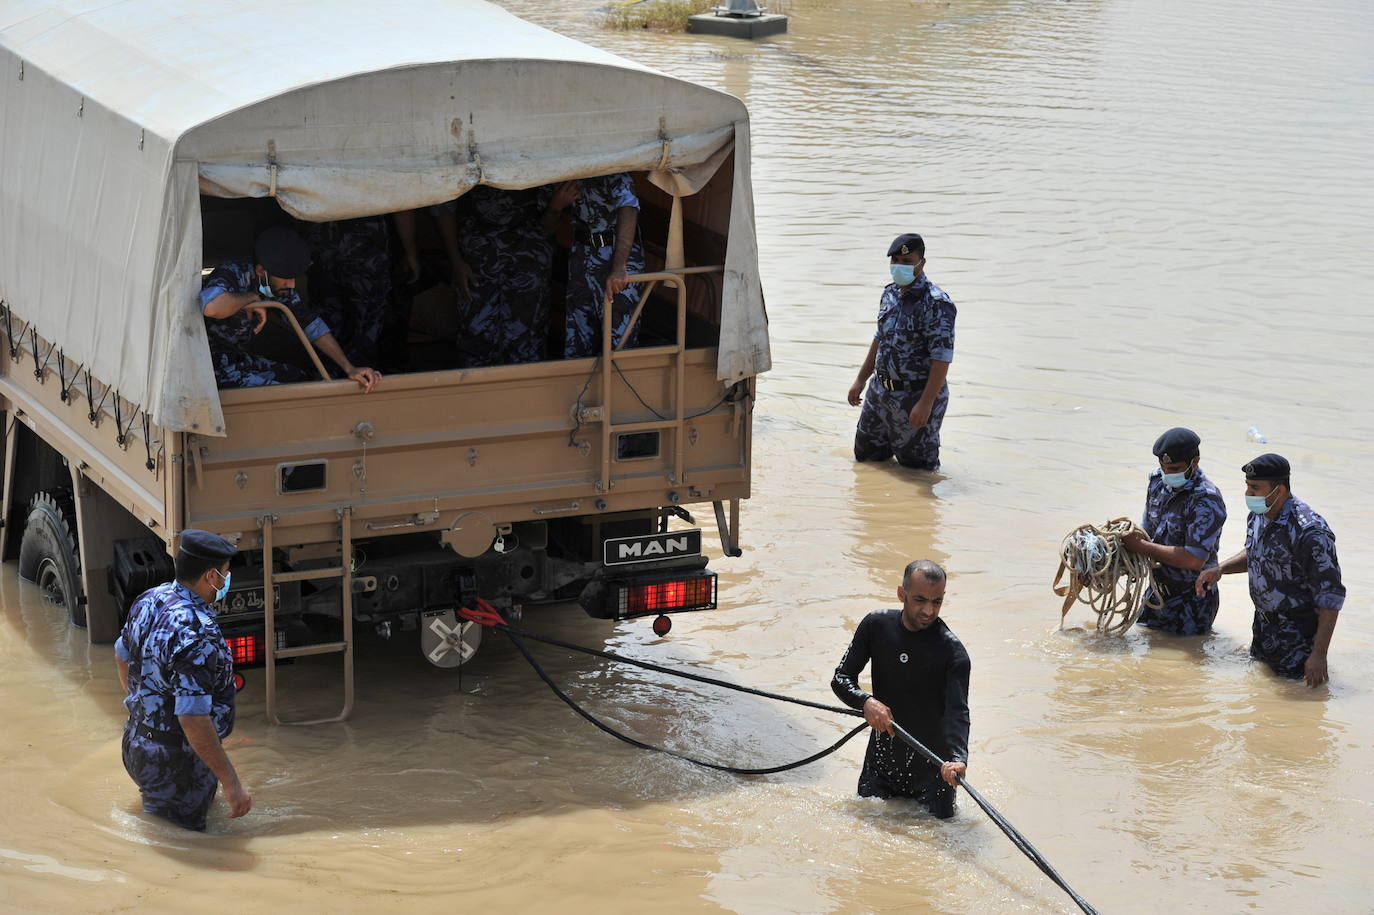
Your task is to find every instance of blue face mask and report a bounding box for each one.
[213,569,232,604]
[1245,493,1272,515]
[1161,470,1189,489]
[890,264,916,287]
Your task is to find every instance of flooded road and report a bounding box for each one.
[4,0,1374,911]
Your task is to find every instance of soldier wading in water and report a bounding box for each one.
[116,530,251,830]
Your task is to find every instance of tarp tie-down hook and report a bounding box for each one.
[31,328,58,381]
[143,414,156,471]
[2,302,18,360]
[85,371,97,423]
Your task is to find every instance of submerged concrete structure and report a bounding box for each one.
[688,0,788,39]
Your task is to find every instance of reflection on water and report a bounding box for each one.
[4,0,1373,911]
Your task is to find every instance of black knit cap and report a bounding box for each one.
[254,227,312,279]
[179,529,237,561]
[1243,453,1291,481]
[1152,427,1200,463]
[886,233,925,257]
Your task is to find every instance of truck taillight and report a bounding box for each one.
[614,572,717,618]
[226,634,263,665]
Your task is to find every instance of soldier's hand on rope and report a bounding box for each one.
[1194,566,1222,595]
[1121,530,1145,553]
[908,398,933,429]
[940,761,967,786]
[847,378,865,406]
[862,696,894,735]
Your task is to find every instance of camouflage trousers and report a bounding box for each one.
[857,731,956,819]
[1250,610,1318,679]
[564,242,643,359]
[1137,584,1220,635]
[307,217,391,367]
[853,378,949,470]
[121,722,218,830]
[458,232,553,367]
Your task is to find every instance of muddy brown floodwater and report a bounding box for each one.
[4,0,1373,911]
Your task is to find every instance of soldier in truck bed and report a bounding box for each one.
[200,227,381,392]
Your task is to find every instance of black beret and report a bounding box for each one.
[254,227,311,279]
[886,233,925,258]
[179,529,237,561]
[1152,427,1200,463]
[1243,453,1291,481]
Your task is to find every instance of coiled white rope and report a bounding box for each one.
[1052,518,1161,635]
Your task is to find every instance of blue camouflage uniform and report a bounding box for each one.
[200,262,332,388]
[456,185,555,366]
[564,173,645,359]
[1245,496,1345,678]
[1136,468,1228,634]
[854,277,956,470]
[116,581,236,830]
[303,216,391,367]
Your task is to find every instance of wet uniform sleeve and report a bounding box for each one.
[942,644,971,763]
[300,314,331,342]
[115,597,152,663]
[831,614,874,710]
[873,287,895,343]
[199,265,247,310]
[169,635,218,717]
[1184,489,1227,564]
[1140,479,1154,533]
[607,172,640,211]
[1300,527,1346,613]
[926,296,956,364]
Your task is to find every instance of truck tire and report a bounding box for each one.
[17,490,86,628]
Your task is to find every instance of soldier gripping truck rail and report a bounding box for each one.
[0,0,768,723]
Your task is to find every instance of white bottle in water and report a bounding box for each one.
[1247,426,1268,444]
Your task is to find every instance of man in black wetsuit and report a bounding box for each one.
[832,559,971,818]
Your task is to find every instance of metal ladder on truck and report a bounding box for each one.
[585,194,731,497]
[259,506,355,725]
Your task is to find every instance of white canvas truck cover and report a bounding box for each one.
[0,0,768,434]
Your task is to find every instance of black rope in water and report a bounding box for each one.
[889,723,1099,915]
[503,628,867,775]
[481,616,1099,914]
[494,621,862,718]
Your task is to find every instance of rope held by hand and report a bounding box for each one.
[1052,518,1161,635]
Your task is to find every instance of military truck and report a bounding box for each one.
[0,0,768,722]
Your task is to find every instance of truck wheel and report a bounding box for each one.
[17,490,86,628]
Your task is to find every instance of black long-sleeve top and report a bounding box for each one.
[831,610,971,764]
